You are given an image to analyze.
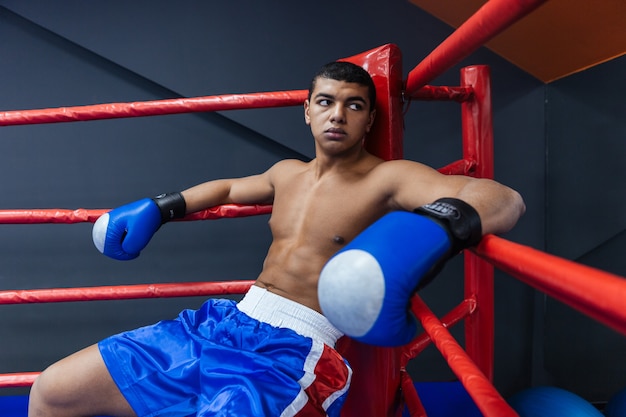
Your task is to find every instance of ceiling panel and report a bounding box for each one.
[410,0,626,82]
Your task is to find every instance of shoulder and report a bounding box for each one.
[271,159,308,169]
[264,159,309,183]
[368,159,456,210]
[370,159,439,179]
[268,159,308,175]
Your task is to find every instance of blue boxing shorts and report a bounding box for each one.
[98,285,351,417]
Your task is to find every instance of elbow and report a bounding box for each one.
[499,189,526,234]
[480,188,526,236]
[511,189,526,220]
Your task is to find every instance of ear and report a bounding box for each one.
[304,100,311,125]
[365,108,377,132]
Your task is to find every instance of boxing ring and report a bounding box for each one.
[1,0,625,415]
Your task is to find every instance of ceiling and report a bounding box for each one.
[409,0,626,83]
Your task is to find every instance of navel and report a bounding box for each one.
[333,235,345,245]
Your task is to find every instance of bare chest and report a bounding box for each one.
[270,177,388,246]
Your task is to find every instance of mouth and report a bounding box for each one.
[325,128,346,139]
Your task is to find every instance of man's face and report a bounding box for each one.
[304,78,376,155]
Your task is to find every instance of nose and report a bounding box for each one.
[330,105,346,124]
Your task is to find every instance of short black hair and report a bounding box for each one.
[308,61,376,111]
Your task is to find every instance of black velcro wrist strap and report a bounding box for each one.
[414,198,482,254]
[152,192,186,224]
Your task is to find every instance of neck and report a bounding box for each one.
[312,147,376,179]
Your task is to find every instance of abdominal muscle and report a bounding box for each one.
[254,237,336,313]
[253,202,390,313]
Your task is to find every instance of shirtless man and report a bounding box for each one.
[28,62,525,417]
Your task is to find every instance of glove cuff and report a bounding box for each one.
[152,192,186,224]
[414,197,482,254]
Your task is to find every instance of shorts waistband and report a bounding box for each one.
[237,285,343,347]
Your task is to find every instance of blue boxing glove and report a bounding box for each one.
[92,192,186,260]
[318,198,482,347]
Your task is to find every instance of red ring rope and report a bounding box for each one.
[0,91,307,126]
[0,281,255,305]
[476,235,626,335]
[410,295,518,416]
[0,204,271,224]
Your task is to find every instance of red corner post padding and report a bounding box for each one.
[336,44,405,417]
[340,43,404,161]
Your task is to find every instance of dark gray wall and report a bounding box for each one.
[0,0,622,406]
[541,57,626,401]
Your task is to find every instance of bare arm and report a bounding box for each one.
[385,160,525,236]
[451,177,525,235]
[180,166,277,214]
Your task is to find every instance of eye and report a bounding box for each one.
[317,99,331,106]
[348,102,364,111]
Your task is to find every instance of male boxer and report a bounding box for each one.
[28,61,525,417]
